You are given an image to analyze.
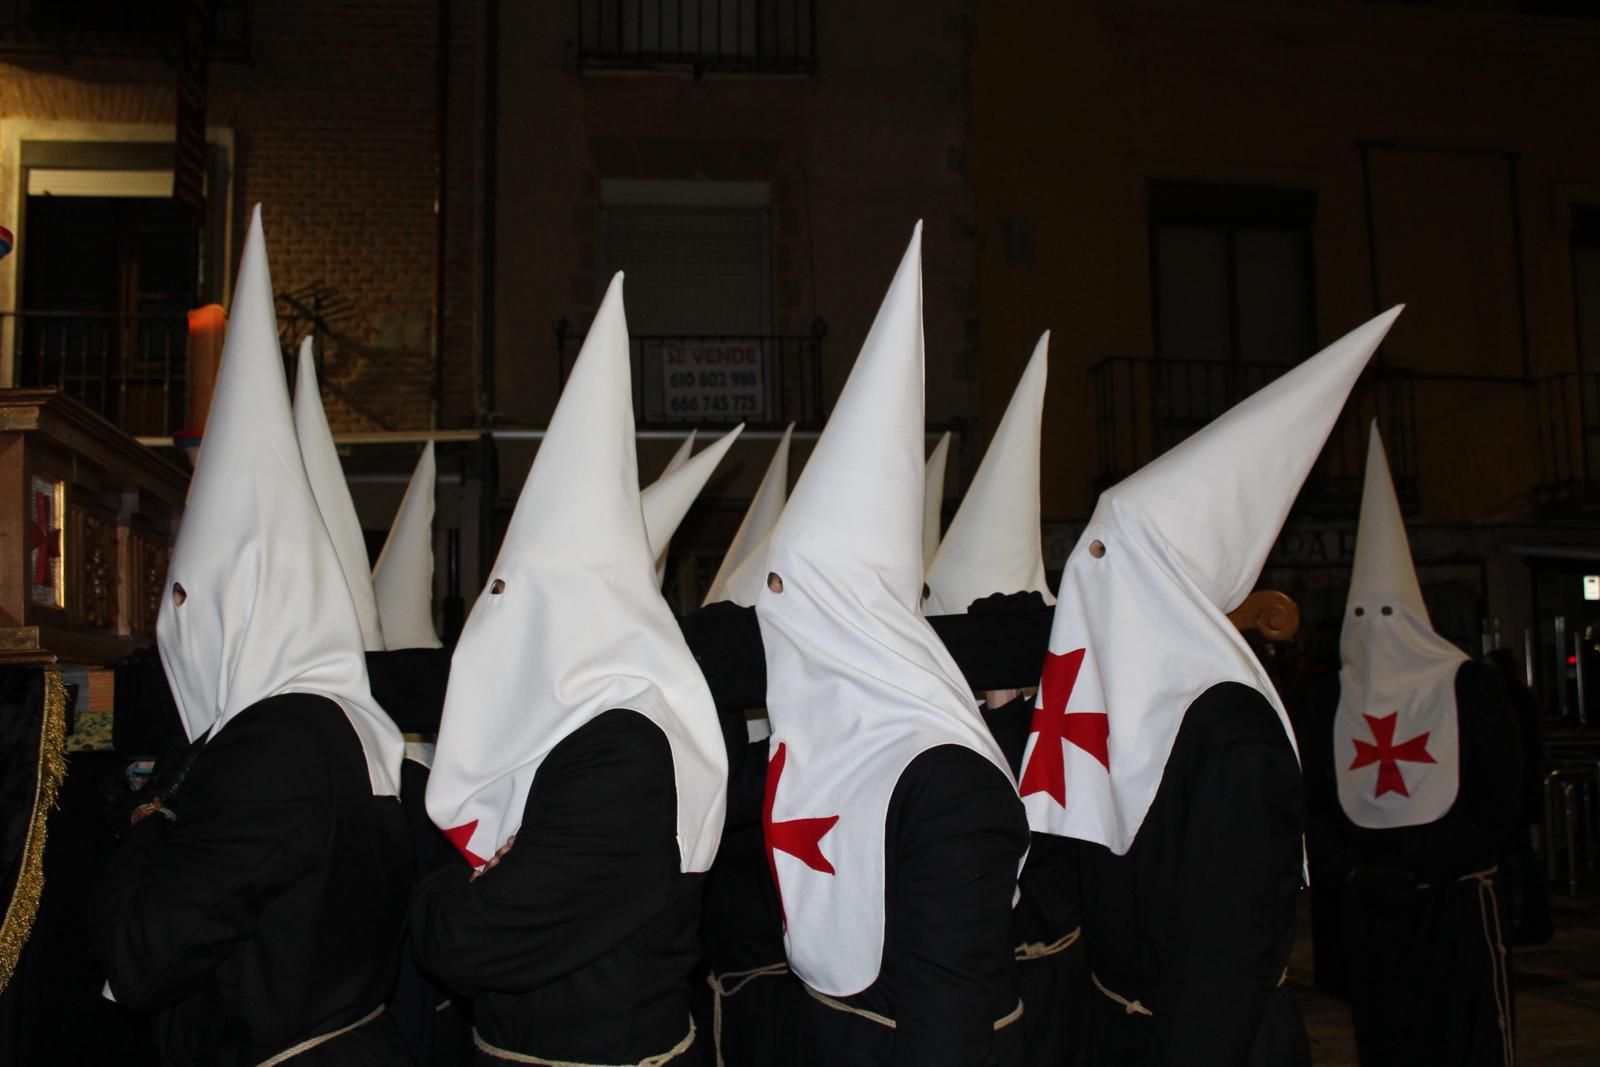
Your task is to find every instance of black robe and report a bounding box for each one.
[93,694,413,1066]
[1300,662,1521,1067]
[1079,682,1309,1067]
[410,708,704,1065]
[801,745,1030,1067]
[982,694,1089,1067]
[695,733,811,1067]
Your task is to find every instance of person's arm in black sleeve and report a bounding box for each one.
[92,708,326,1013]
[409,709,682,997]
[1441,662,1524,877]
[886,746,1029,1067]
[1153,696,1303,1067]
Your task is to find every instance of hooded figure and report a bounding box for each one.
[294,339,386,651]
[1020,308,1403,1066]
[412,273,726,1067]
[93,207,412,1066]
[646,431,698,584]
[704,424,794,606]
[641,424,744,592]
[1298,424,1520,1067]
[373,442,442,651]
[755,225,1029,1065]
[928,331,1085,1067]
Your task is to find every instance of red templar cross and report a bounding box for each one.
[1018,648,1110,808]
[1349,711,1435,799]
[763,741,839,928]
[30,491,59,585]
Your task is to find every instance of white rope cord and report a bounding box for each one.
[706,963,792,1067]
[1014,926,1081,961]
[1460,866,1515,1067]
[472,1019,695,1067]
[1091,971,1154,1017]
[255,1005,385,1066]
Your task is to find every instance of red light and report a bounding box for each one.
[1568,656,1578,666]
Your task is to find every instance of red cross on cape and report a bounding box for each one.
[1019,647,1110,808]
[762,741,840,927]
[1349,711,1434,799]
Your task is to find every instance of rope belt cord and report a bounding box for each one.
[1460,866,1516,1067]
[255,1004,385,1066]
[1090,972,1153,1017]
[1014,926,1082,961]
[707,963,791,1067]
[473,1018,696,1067]
[804,985,1024,1032]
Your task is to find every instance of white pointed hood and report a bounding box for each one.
[1018,308,1402,852]
[647,433,697,585]
[704,424,793,606]
[1334,422,1463,828]
[425,274,728,870]
[294,340,385,651]
[925,332,1055,615]
[755,225,1013,996]
[373,442,441,649]
[922,430,951,571]
[157,207,403,797]
[642,425,744,590]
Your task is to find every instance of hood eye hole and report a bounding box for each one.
[1380,605,1393,616]
[1088,539,1106,559]
[490,579,506,595]
[171,582,186,606]
[767,572,784,594]
[1353,606,1365,617]
[921,583,930,600]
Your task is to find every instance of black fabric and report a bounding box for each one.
[0,667,47,939]
[113,648,186,759]
[92,694,413,1067]
[804,745,1030,1067]
[676,603,1055,711]
[982,694,1088,1067]
[1300,662,1521,1066]
[1080,682,1309,1067]
[366,647,454,734]
[410,709,703,1065]
[696,736,809,1067]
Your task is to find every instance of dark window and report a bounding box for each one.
[1573,207,1600,376]
[0,0,250,58]
[1520,1,1600,17]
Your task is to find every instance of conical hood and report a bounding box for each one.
[294,339,385,650]
[925,332,1054,614]
[157,207,403,796]
[704,424,793,605]
[372,442,441,649]
[1017,307,1403,853]
[641,424,745,589]
[658,431,697,481]
[922,431,951,571]
[426,274,727,871]
[755,225,1013,995]
[1334,421,1464,828]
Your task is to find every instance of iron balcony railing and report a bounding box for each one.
[1091,355,1418,513]
[576,0,817,75]
[1534,372,1600,510]
[4,310,190,438]
[0,0,250,58]
[555,321,826,430]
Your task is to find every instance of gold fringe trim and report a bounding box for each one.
[0,668,68,992]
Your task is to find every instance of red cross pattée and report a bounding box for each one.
[763,741,840,927]
[1349,711,1435,799]
[30,491,60,585]
[1018,648,1110,808]
[441,819,487,867]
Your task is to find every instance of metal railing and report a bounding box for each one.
[4,310,190,437]
[0,0,250,58]
[576,0,817,74]
[1534,372,1600,510]
[555,321,826,430]
[1091,355,1418,512]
